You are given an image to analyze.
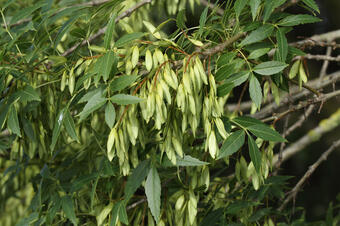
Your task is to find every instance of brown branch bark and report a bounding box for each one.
[295,54,340,62]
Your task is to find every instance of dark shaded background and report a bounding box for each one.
[281,0,340,221]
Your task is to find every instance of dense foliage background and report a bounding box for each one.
[1,0,340,225]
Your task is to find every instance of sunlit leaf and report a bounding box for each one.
[105,102,116,129]
[110,94,143,105]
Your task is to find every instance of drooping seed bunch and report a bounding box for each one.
[105,46,229,175]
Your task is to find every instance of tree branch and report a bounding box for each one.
[278,140,340,211]
[295,54,340,62]
[61,0,152,57]
[272,107,340,166]
[262,89,340,123]
[201,32,247,56]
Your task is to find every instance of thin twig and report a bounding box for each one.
[294,54,340,62]
[288,78,321,96]
[320,47,333,79]
[275,105,315,170]
[62,0,152,56]
[284,105,315,138]
[126,198,147,210]
[262,89,340,123]
[293,40,340,50]
[278,140,340,211]
[251,70,340,120]
[201,32,247,56]
[272,107,340,166]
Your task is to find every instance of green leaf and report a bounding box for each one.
[225,71,249,87]
[249,0,261,21]
[22,118,36,142]
[50,108,66,151]
[143,20,161,39]
[253,61,288,76]
[97,203,114,226]
[176,155,209,166]
[104,12,117,49]
[54,14,82,49]
[217,82,234,97]
[110,94,143,105]
[276,28,288,62]
[124,160,150,199]
[199,7,208,35]
[97,51,116,81]
[278,14,321,26]
[8,105,20,137]
[114,32,145,48]
[110,200,128,225]
[248,48,271,59]
[240,24,274,46]
[145,167,161,223]
[79,91,106,121]
[218,130,245,159]
[70,173,99,193]
[78,86,105,103]
[64,109,79,142]
[61,195,77,226]
[289,60,300,79]
[215,64,236,82]
[248,136,262,173]
[263,0,286,22]
[105,102,116,129]
[176,9,187,29]
[249,74,262,109]
[302,0,320,13]
[17,86,41,102]
[247,124,286,142]
[234,0,248,18]
[16,212,39,226]
[110,75,137,92]
[0,104,10,130]
[10,2,45,25]
[231,116,266,128]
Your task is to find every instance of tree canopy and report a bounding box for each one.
[1,0,340,225]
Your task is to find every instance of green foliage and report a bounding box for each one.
[1,0,339,225]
